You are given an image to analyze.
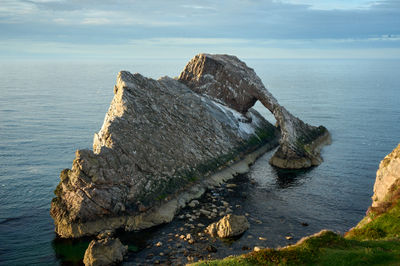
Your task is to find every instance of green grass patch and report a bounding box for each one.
[192,231,400,266]
[346,200,400,240]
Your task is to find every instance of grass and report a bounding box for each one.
[193,232,400,266]
[192,196,400,266]
[346,200,400,241]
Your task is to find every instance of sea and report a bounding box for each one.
[0,58,399,265]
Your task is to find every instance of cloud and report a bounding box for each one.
[274,0,378,10]
[129,38,250,47]
[0,0,36,18]
[81,18,111,25]
[181,5,217,10]
[0,0,399,59]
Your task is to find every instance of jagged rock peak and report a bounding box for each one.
[179,53,331,169]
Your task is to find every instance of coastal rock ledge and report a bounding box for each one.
[50,54,329,238]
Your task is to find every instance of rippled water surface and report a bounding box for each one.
[0,59,399,265]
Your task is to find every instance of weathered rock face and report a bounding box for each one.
[206,214,250,238]
[371,143,400,208]
[51,66,279,238]
[179,54,331,169]
[348,143,400,231]
[83,237,127,266]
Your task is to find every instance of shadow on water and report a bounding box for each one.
[117,224,167,253]
[272,167,314,189]
[52,237,90,265]
[51,224,164,265]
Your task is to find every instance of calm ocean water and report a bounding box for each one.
[0,59,399,265]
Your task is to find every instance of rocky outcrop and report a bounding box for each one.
[206,214,250,238]
[50,53,329,238]
[83,237,127,266]
[50,60,280,238]
[371,143,400,209]
[349,143,400,230]
[179,54,331,169]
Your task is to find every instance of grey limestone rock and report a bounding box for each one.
[179,53,331,169]
[50,62,279,238]
[51,53,329,239]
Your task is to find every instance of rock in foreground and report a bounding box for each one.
[83,237,127,266]
[179,54,331,169]
[206,214,250,238]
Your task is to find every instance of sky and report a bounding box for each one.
[0,0,399,59]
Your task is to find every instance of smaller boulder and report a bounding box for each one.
[206,214,249,238]
[188,200,200,208]
[254,246,264,252]
[83,237,128,266]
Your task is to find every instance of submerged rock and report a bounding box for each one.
[50,57,279,238]
[83,237,127,266]
[179,54,331,169]
[206,214,250,238]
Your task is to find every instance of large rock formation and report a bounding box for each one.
[50,53,329,238]
[51,65,279,238]
[179,54,331,169]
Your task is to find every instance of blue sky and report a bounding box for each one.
[0,0,399,59]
